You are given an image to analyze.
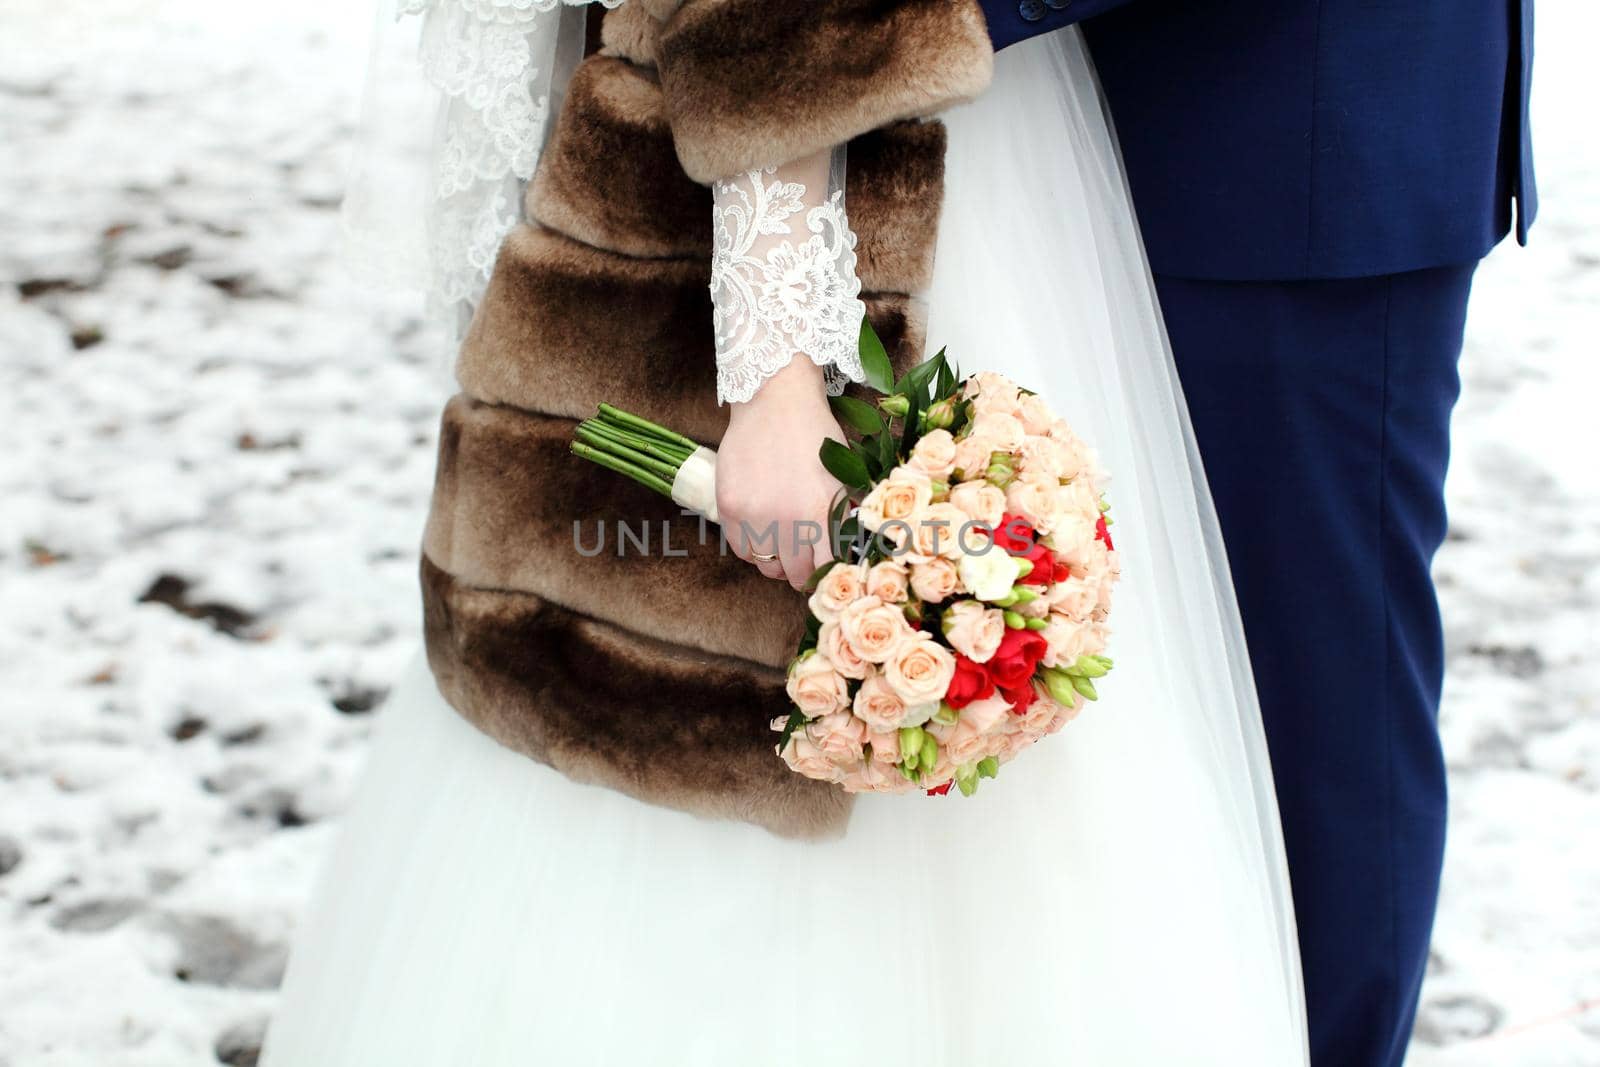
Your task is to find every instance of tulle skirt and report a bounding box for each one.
[263,29,1309,1066]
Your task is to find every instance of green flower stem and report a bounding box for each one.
[575,418,693,464]
[579,420,694,465]
[572,425,683,482]
[570,442,674,497]
[597,404,700,452]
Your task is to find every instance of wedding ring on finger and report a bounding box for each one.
[752,552,779,563]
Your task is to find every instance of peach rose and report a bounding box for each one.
[902,502,972,562]
[1039,615,1092,670]
[960,693,1013,735]
[1018,434,1072,480]
[1046,417,1085,448]
[858,467,933,544]
[941,600,1006,664]
[837,595,914,664]
[866,727,903,764]
[952,434,998,481]
[1095,562,1119,615]
[1081,620,1111,658]
[910,557,960,603]
[1005,471,1069,534]
[883,631,957,705]
[806,711,868,765]
[869,759,918,793]
[845,758,902,793]
[907,428,958,480]
[818,618,870,680]
[1058,477,1103,520]
[1008,684,1058,734]
[1077,545,1119,595]
[853,672,909,732]
[1048,574,1099,620]
[865,559,910,604]
[947,480,1007,530]
[1041,692,1083,736]
[970,410,1026,453]
[783,734,844,782]
[963,371,1022,415]
[1015,392,1055,435]
[785,651,850,717]
[1050,512,1101,571]
[807,561,866,623]
[942,720,991,765]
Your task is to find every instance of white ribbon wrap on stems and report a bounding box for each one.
[669,446,720,523]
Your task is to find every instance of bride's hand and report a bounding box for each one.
[716,357,845,589]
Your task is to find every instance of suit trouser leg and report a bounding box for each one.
[1154,263,1476,1067]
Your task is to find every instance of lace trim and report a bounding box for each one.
[711,166,868,405]
[398,0,622,316]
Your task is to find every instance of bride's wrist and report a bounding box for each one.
[727,356,830,423]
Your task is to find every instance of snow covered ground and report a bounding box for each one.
[0,2,1594,1064]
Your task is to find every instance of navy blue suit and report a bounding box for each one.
[980,2,1535,1064]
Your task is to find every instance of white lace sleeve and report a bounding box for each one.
[710,147,868,405]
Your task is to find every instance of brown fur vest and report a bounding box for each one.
[420,0,994,838]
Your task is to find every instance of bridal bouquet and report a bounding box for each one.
[572,323,1119,797]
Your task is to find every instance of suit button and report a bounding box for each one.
[1019,0,1047,20]
[1045,0,1071,8]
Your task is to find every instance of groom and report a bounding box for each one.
[980,1,1536,1064]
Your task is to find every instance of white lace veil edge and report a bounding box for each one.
[339,0,621,339]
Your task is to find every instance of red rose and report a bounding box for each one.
[945,654,996,709]
[1018,541,1056,585]
[1001,680,1038,715]
[992,513,1036,553]
[988,628,1049,690]
[1052,561,1072,583]
[926,781,953,796]
[1096,514,1114,551]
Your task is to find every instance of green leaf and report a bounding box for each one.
[828,486,851,528]
[877,426,897,471]
[896,352,943,402]
[837,516,862,558]
[802,560,837,593]
[829,394,884,435]
[803,613,823,645]
[776,708,808,752]
[899,386,922,456]
[936,356,955,401]
[819,438,870,490]
[848,438,884,483]
[859,317,894,394]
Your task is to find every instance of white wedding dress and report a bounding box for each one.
[262,10,1310,1065]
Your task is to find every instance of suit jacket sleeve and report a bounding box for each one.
[649,0,995,183]
[982,0,1134,51]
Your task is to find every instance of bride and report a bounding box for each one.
[264,1,1308,1062]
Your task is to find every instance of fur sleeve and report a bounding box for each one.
[652,0,994,183]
